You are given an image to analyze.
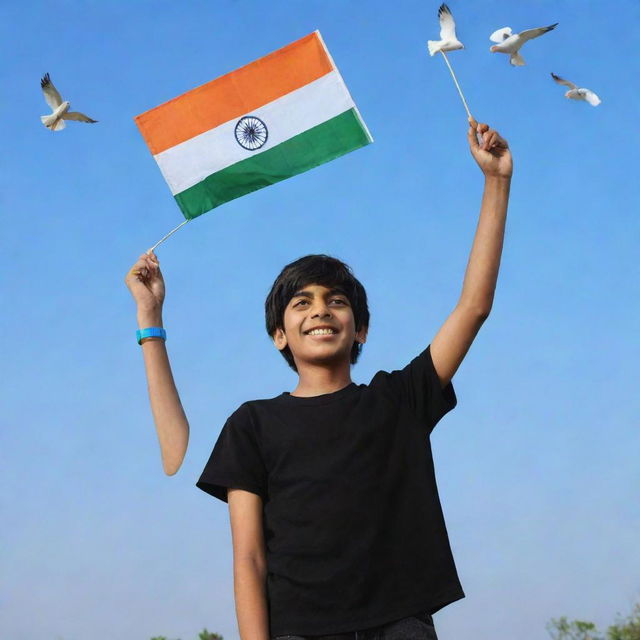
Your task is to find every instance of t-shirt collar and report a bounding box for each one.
[278,382,359,406]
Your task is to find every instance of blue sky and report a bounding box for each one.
[1,1,639,639]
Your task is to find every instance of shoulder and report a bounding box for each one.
[368,346,434,386]
[226,395,288,428]
[235,393,287,413]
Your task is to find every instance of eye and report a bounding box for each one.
[293,299,309,307]
[330,298,348,305]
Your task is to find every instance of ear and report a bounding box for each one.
[272,327,288,351]
[355,325,368,345]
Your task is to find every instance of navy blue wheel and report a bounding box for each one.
[235,116,268,150]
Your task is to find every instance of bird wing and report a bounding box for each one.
[62,111,97,123]
[551,73,577,90]
[438,4,458,41]
[519,23,558,43]
[40,73,63,110]
[490,27,512,43]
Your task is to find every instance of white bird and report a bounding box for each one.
[489,23,558,66]
[40,73,97,131]
[551,73,601,106]
[428,4,464,56]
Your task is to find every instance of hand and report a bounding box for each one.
[468,118,513,179]
[125,252,165,321]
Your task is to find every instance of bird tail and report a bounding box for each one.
[41,115,65,130]
[427,40,440,56]
[510,51,525,66]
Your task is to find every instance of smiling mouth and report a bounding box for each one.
[305,328,338,336]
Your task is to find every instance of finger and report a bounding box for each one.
[475,123,489,148]
[494,132,508,148]
[145,250,158,264]
[481,129,495,150]
[484,131,497,150]
[143,251,158,266]
[482,125,508,149]
[128,256,149,277]
[467,118,484,146]
[131,266,148,281]
[144,257,158,275]
[467,123,480,149]
[476,123,489,146]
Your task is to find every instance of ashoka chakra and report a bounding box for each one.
[235,116,268,151]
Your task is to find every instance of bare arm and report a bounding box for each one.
[431,120,513,386]
[228,488,270,640]
[125,252,189,475]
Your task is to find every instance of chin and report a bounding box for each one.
[301,347,351,366]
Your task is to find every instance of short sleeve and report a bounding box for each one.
[196,404,268,503]
[386,344,457,433]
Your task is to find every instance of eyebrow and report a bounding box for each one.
[291,287,348,299]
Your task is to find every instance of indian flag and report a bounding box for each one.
[134,31,373,220]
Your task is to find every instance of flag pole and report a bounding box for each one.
[147,219,189,254]
[439,51,472,119]
[438,51,483,144]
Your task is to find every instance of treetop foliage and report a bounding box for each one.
[548,603,640,640]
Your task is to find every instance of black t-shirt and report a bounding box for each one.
[197,346,464,637]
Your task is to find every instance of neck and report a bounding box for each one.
[290,360,352,397]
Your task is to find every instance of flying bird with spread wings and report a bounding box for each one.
[550,73,601,106]
[40,73,97,131]
[427,4,464,56]
[489,23,558,66]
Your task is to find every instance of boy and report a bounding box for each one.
[125,120,512,639]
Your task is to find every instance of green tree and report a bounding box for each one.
[149,630,223,640]
[607,604,640,640]
[547,617,603,640]
[548,603,640,640]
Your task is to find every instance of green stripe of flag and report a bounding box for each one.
[175,108,371,220]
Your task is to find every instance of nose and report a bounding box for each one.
[311,301,332,319]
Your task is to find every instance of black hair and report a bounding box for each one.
[265,254,370,372]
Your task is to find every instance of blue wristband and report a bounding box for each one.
[136,327,166,345]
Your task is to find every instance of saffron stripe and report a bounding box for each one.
[135,31,333,155]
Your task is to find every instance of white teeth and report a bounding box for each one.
[307,328,336,335]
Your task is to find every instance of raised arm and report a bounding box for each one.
[430,119,513,387]
[125,252,189,475]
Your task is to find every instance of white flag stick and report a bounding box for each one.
[438,51,483,144]
[146,219,189,254]
[439,50,472,119]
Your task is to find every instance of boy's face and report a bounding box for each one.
[273,283,367,370]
